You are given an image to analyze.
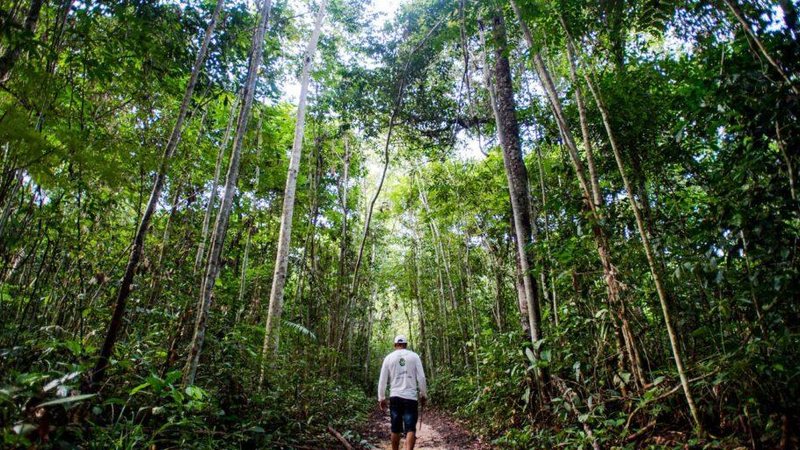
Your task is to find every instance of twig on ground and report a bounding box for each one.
[625,419,656,443]
[327,425,353,450]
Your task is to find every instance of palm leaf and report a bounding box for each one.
[282,320,317,342]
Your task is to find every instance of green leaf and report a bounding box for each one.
[130,383,150,395]
[164,370,182,385]
[525,347,536,362]
[282,320,318,341]
[185,385,206,400]
[540,350,551,362]
[36,393,96,408]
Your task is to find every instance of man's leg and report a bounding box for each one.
[405,432,416,450]
[391,432,401,450]
[402,398,419,450]
[389,398,403,450]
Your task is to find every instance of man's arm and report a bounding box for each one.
[415,355,428,401]
[377,358,389,403]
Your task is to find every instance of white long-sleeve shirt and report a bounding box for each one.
[377,349,427,402]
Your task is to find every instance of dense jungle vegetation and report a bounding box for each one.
[0,0,798,447]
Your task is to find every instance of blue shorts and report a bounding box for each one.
[389,397,418,434]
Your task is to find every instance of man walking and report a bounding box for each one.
[378,335,428,450]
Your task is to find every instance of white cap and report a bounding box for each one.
[394,334,407,344]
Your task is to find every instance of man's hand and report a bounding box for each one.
[419,396,427,408]
[379,399,387,411]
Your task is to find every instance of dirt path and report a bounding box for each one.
[362,408,491,450]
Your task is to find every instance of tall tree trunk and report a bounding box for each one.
[463,232,481,380]
[583,71,704,432]
[145,179,184,311]
[182,0,273,387]
[195,95,239,275]
[559,18,602,209]
[89,0,225,388]
[261,0,327,366]
[534,146,558,327]
[486,11,547,394]
[332,136,351,350]
[479,18,532,344]
[486,13,543,345]
[412,240,434,377]
[235,114,264,321]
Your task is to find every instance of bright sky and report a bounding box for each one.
[371,0,404,25]
[278,0,404,103]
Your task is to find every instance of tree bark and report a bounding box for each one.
[486,12,543,347]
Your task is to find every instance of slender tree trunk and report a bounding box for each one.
[458,0,486,156]
[195,95,239,275]
[534,146,558,328]
[235,114,264,321]
[362,303,374,384]
[413,240,434,377]
[485,241,506,332]
[722,0,799,94]
[261,0,327,368]
[560,19,602,209]
[464,232,481,380]
[583,72,704,432]
[514,3,647,392]
[183,0,273,387]
[332,136,351,349]
[89,0,225,388]
[349,18,445,302]
[145,179,183,311]
[417,175,470,364]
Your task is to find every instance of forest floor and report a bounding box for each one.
[361,407,492,449]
